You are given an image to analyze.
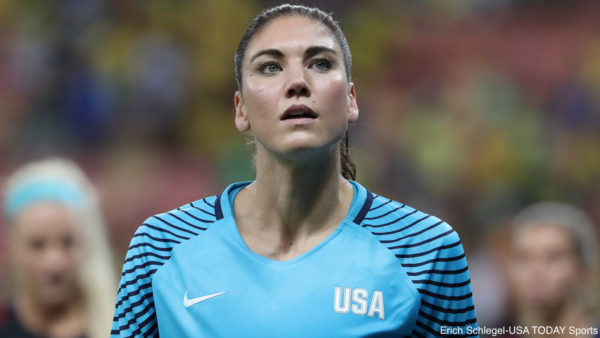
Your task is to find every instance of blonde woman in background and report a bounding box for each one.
[0,158,116,338]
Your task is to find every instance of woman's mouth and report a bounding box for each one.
[280,104,318,121]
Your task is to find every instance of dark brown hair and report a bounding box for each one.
[234,4,356,180]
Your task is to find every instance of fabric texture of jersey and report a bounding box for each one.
[112,181,478,337]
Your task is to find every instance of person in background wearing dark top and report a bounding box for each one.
[0,158,116,338]
[504,202,599,338]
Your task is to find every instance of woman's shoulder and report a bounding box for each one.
[357,189,463,256]
[118,194,224,292]
[120,194,224,265]
[360,191,454,230]
[134,194,221,237]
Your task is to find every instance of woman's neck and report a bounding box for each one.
[16,290,85,338]
[234,147,354,260]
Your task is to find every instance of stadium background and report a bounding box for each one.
[0,0,599,329]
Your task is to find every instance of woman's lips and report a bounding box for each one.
[280,104,318,120]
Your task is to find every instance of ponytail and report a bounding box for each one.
[340,130,356,180]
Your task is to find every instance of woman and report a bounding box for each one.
[0,158,116,338]
[504,202,598,338]
[112,5,478,337]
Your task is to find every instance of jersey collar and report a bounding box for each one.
[214,180,373,226]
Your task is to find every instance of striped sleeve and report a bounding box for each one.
[111,197,218,337]
[111,223,167,337]
[405,231,477,337]
[361,194,478,337]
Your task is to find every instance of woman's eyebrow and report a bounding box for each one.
[304,46,338,59]
[249,46,338,64]
[249,49,283,63]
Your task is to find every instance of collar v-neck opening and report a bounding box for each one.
[216,180,366,265]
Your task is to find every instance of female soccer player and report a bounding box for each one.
[0,158,116,338]
[112,4,478,337]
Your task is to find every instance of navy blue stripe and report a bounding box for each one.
[418,288,473,301]
[167,211,209,231]
[128,241,175,253]
[114,300,155,333]
[418,309,477,327]
[203,197,215,208]
[146,324,159,338]
[121,261,163,277]
[133,306,157,337]
[191,201,216,217]
[114,291,154,320]
[363,209,418,228]
[124,251,170,264]
[415,321,442,337]
[115,282,152,308]
[352,189,374,225]
[412,278,471,288]
[406,266,468,276]
[363,205,405,221]
[153,215,199,236]
[387,229,455,248]
[420,299,475,314]
[369,198,393,212]
[142,223,190,241]
[400,253,465,268]
[133,232,180,245]
[118,269,157,293]
[394,240,461,258]
[371,215,432,236]
[410,329,425,338]
[373,219,440,238]
[175,208,214,224]
[214,194,223,220]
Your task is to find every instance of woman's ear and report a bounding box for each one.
[348,83,359,122]
[234,91,250,132]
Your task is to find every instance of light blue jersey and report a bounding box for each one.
[112,181,478,337]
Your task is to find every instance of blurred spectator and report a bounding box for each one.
[505,202,599,337]
[0,158,116,338]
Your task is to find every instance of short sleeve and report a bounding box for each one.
[111,224,166,337]
[411,231,478,337]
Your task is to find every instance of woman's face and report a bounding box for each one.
[235,15,358,159]
[10,202,84,307]
[509,223,583,311]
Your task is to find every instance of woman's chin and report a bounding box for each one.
[276,141,339,160]
[280,133,342,152]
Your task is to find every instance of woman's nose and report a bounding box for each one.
[285,65,311,98]
[42,245,70,270]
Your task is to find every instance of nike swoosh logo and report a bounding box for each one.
[183,290,226,307]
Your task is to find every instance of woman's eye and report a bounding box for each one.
[28,238,45,251]
[312,58,332,71]
[260,63,281,74]
[62,235,74,249]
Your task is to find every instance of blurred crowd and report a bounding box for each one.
[0,0,599,336]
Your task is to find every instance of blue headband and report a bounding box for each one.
[4,179,83,221]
